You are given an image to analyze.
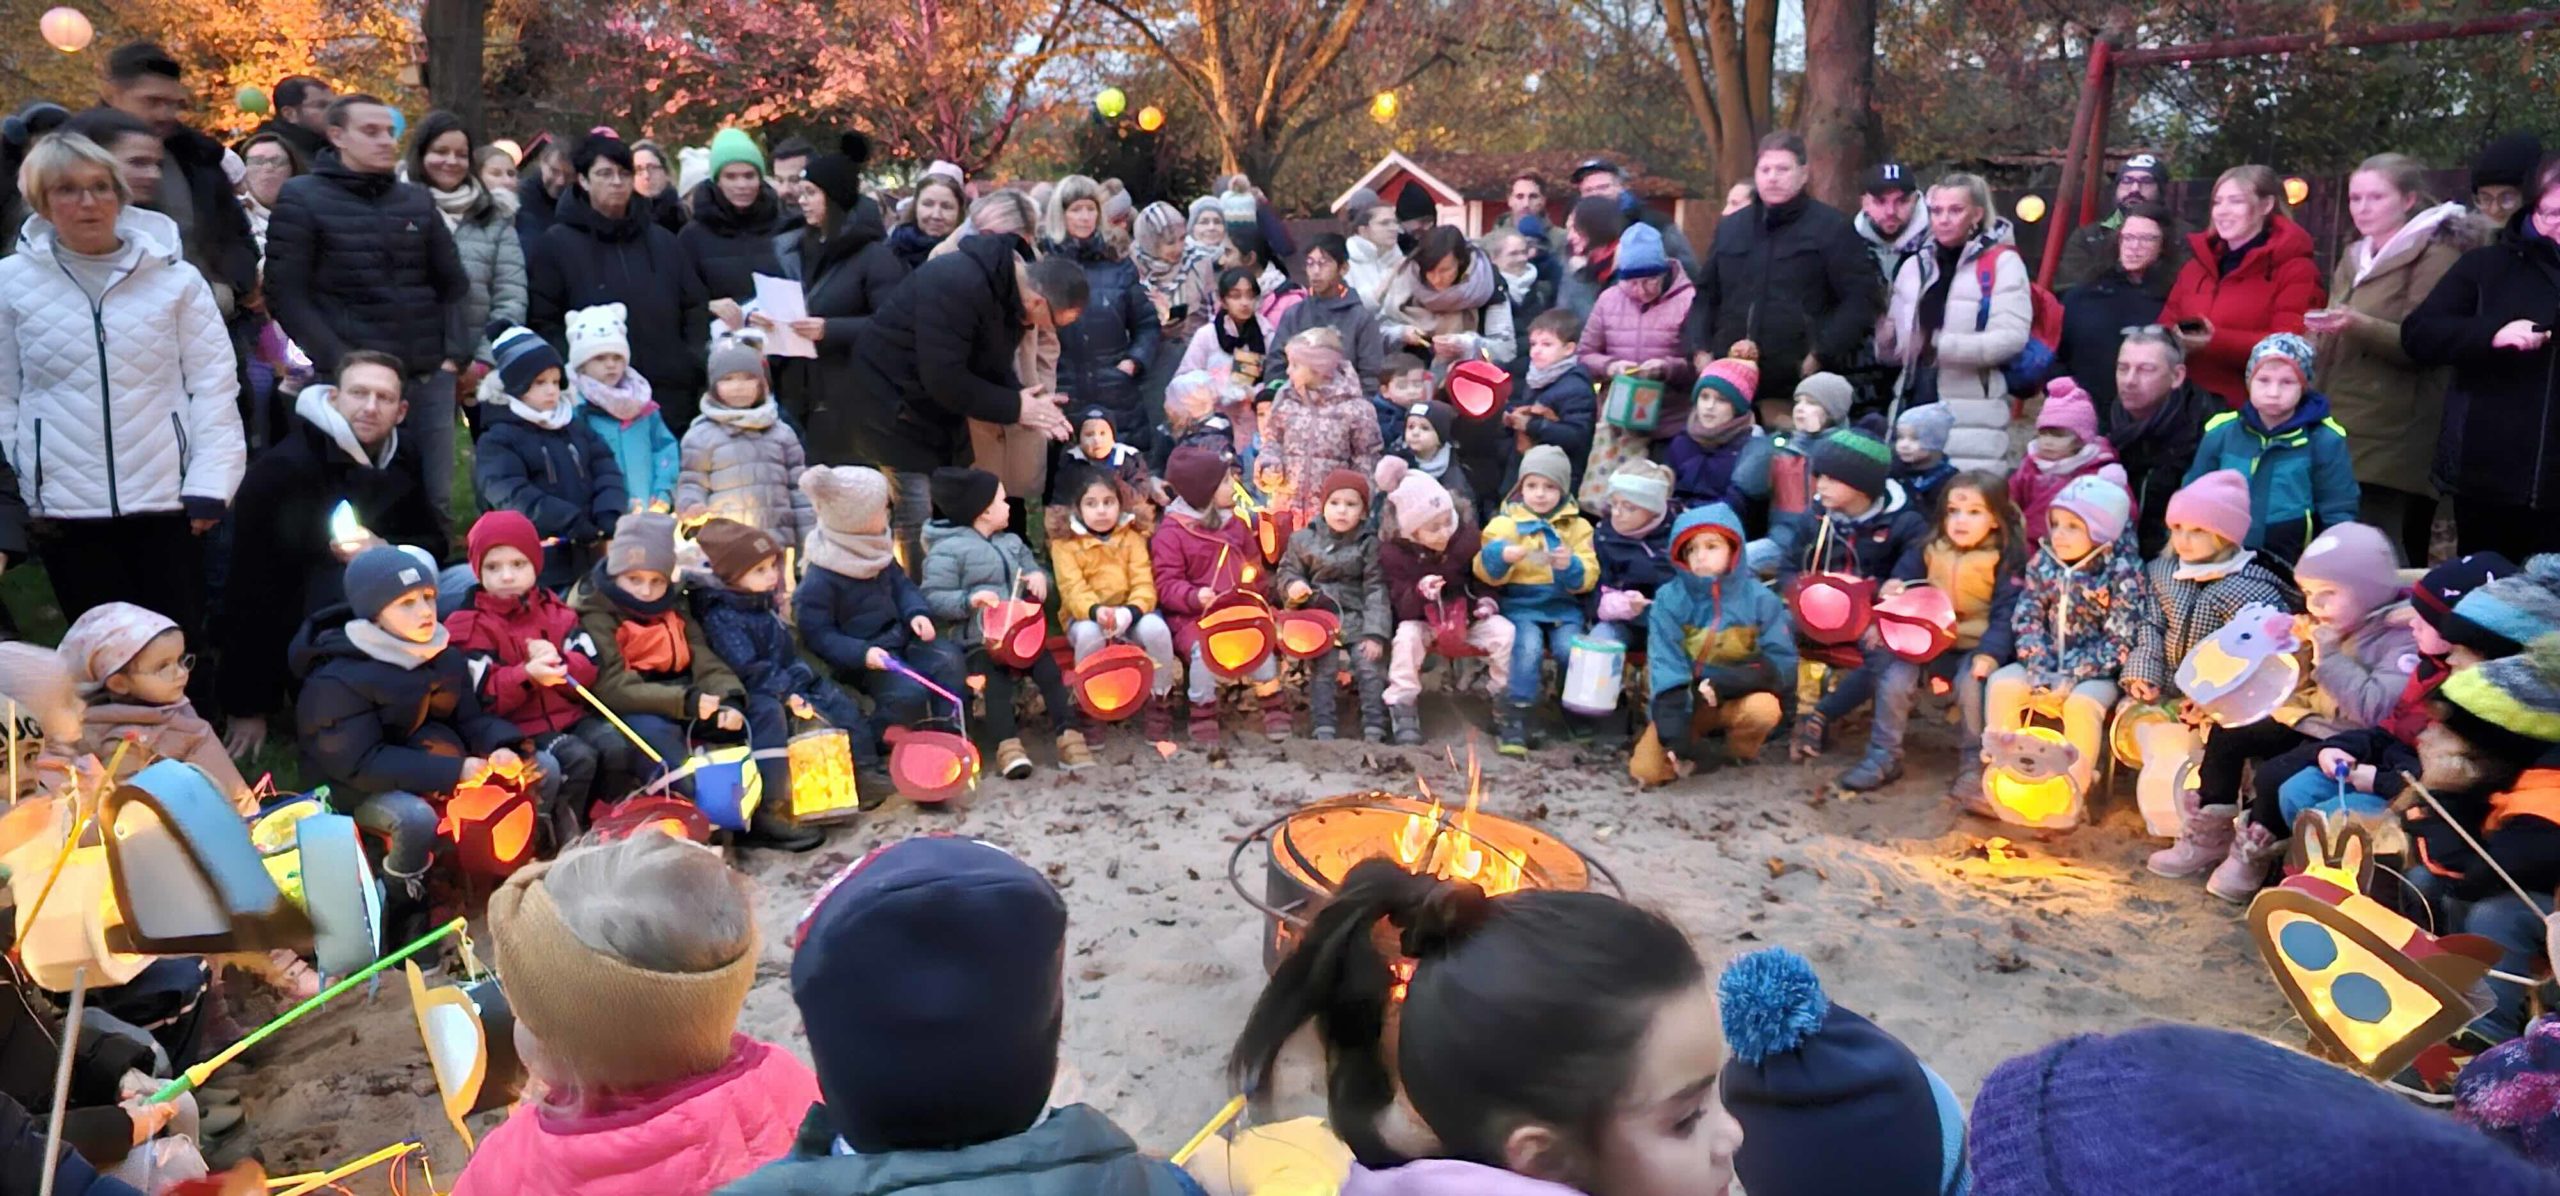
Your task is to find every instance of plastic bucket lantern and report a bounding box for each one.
[1601,374,1665,432]
[1561,637,1626,716]
[690,746,764,831]
[440,768,539,877]
[980,599,1049,670]
[1070,644,1156,722]
[1787,572,1876,646]
[1274,608,1341,661]
[2176,603,2303,728]
[885,725,978,803]
[1199,591,1278,680]
[787,729,863,826]
[406,959,526,1151]
[1443,360,1513,420]
[1874,585,1958,664]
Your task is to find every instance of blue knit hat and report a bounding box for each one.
[1721,949,1970,1196]
[1616,222,1668,278]
[2442,554,2560,657]
[486,320,563,400]
[1971,1024,2556,1196]
[342,544,437,618]
[1895,403,1955,456]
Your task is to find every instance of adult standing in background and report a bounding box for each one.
[2156,164,2323,406]
[1571,158,1697,278]
[1133,199,1214,422]
[1877,173,2030,475]
[513,132,573,244]
[0,132,246,637]
[1556,195,1623,320]
[1042,176,1161,448]
[2468,132,2540,228]
[1496,171,1569,257]
[890,171,966,272]
[406,111,526,418]
[2058,203,2173,422]
[679,128,786,307]
[234,130,303,254]
[1851,163,1926,288]
[98,41,257,323]
[245,75,331,165]
[769,134,904,430]
[2309,153,2491,564]
[2104,328,2215,560]
[632,139,687,235]
[264,95,469,509]
[2054,154,2186,293]
[526,132,710,429]
[1689,132,1874,426]
[1345,198,1405,311]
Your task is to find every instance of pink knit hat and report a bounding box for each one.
[2165,469,2252,547]
[57,601,178,692]
[2037,378,2101,443]
[2294,522,2405,627]
[1386,470,1455,537]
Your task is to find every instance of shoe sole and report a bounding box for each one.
[1001,763,1033,779]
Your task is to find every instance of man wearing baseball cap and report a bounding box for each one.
[1571,156,1699,277]
[2056,152,2187,291]
[1853,161,1927,287]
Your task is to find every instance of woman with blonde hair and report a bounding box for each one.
[1878,171,2031,473]
[2158,164,2324,405]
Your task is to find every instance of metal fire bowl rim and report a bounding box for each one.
[1225,790,1624,931]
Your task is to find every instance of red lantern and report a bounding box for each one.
[1426,598,1487,659]
[980,599,1048,669]
[1274,608,1341,660]
[1198,591,1278,680]
[1255,507,1298,566]
[440,768,538,877]
[1444,360,1513,420]
[1874,584,1958,663]
[1786,572,1875,646]
[885,725,980,803]
[1070,644,1156,722]
[587,794,715,844]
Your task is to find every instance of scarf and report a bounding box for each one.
[488,185,520,221]
[2174,548,2258,583]
[429,183,481,231]
[1168,497,1228,530]
[573,370,658,426]
[343,618,449,669]
[1413,443,1456,480]
[1914,240,1964,340]
[2352,201,2466,287]
[595,561,678,617]
[1499,263,1537,304]
[508,393,578,431]
[2032,440,2106,476]
[1525,356,1577,392]
[1686,400,1754,450]
[807,527,896,581]
[1214,312,1266,357]
[1407,249,1500,314]
[702,395,779,432]
[888,222,945,268]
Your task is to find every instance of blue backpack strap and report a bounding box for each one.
[1973,244,2010,332]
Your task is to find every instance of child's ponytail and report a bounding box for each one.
[1230,857,1702,1176]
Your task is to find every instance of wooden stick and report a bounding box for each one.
[36,967,87,1196]
[1170,1094,1246,1167]
[566,678,665,766]
[150,918,467,1104]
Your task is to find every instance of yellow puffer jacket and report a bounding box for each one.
[1047,504,1158,622]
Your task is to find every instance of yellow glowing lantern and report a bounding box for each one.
[980,598,1048,670]
[1095,87,1128,119]
[2249,814,2500,1079]
[786,728,862,826]
[1198,591,1278,680]
[2013,194,2047,224]
[39,6,92,53]
[1979,725,2084,829]
[1274,608,1340,660]
[1254,507,1298,566]
[1369,92,1400,124]
[2283,176,2311,206]
[1137,105,1165,133]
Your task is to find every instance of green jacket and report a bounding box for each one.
[717,1103,1204,1196]
[2183,394,2359,564]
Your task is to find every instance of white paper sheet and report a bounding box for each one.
[751,273,818,358]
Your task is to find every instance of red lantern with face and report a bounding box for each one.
[1069,644,1156,722]
[885,725,980,803]
[1443,360,1513,420]
[440,768,539,877]
[1874,584,1958,663]
[1198,590,1279,680]
[1786,572,1876,646]
[979,599,1049,669]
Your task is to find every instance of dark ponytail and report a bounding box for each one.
[1229,857,1701,1175]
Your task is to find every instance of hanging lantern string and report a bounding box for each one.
[2395,771,2544,912]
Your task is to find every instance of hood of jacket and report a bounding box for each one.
[1669,503,1745,578]
[2187,213,2315,281]
[554,183,651,243]
[293,384,398,467]
[1855,211,1927,254]
[686,178,784,238]
[2239,391,2336,439]
[286,602,370,677]
[15,203,183,263]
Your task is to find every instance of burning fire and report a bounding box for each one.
[1393,751,1525,898]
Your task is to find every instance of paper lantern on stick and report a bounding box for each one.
[786,728,862,826]
[1443,360,1513,420]
[2176,603,2302,728]
[979,598,1048,669]
[1274,608,1341,660]
[39,6,91,52]
[439,764,538,877]
[405,959,526,1151]
[1070,644,1155,722]
[2249,814,2501,1079]
[885,724,978,803]
[1199,591,1278,680]
[1874,584,1958,663]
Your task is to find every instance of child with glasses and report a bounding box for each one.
[57,601,250,807]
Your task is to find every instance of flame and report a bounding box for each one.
[1393,749,1524,897]
[327,500,369,546]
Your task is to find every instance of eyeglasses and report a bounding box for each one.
[137,653,196,678]
[586,166,630,184]
[245,156,292,171]
[46,182,117,206]
[2118,232,2164,246]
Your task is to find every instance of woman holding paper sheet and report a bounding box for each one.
[526,131,709,429]
[767,133,907,429]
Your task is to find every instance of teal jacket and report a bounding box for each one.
[2182,393,2358,560]
[716,1103,1205,1196]
[580,403,683,508]
[1646,504,1797,698]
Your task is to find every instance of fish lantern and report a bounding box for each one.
[2177,603,2302,728]
[1873,584,1958,664]
[1979,726,2084,830]
[885,724,979,803]
[980,598,1048,670]
[787,728,863,826]
[1254,507,1298,566]
[440,764,539,877]
[586,794,715,844]
[2250,813,2500,1079]
[1786,571,1875,646]
[1273,608,1341,661]
[39,6,91,53]
[1199,591,1278,680]
[1443,360,1513,421]
[405,957,525,1151]
[327,500,370,553]
[246,798,382,977]
[1070,644,1156,722]
[689,745,763,831]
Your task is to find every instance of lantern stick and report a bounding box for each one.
[35,967,86,1196]
[269,1141,419,1196]
[2397,771,2543,911]
[1169,1094,1246,1167]
[149,918,467,1105]
[879,657,964,709]
[565,678,665,767]
[15,785,103,952]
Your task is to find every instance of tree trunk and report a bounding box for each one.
[1800,0,1879,211]
[425,0,489,140]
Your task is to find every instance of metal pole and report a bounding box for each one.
[2079,39,2115,229]
[2040,37,2108,290]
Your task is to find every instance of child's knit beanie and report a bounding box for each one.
[2246,332,2317,389]
[1608,459,1675,518]
[2442,554,2560,657]
[2164,469,2252,548]
[706,335,768,389]
[1385,469,1455,536]
[1810,428,1893,500]
[1793,372,1856,428]
[343,544,437,619]
[2292,522,2403,628]
[1515,444,1572,495]
[1165,445,1230,511]
[2037,378,2101,442]
[2411,552,2515,636]
[694,518,780,585]
[565,302,631,375]
[802,464,891,536]
[607,512,677,577]
[929,467,1002,526]
[467,509,545,576]
[2050,474,2132,547]
[1695,342,1761,412]
[487,320,564,400]
[1895,403,1954,456]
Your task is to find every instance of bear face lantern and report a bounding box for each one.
[1979,725,2085,830]
[2177,603,2303,728]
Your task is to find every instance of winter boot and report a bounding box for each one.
[1950,755,1988,812]
[1837,751,1903,793]
[1142,698,1173,741]
[855,765,894,810]
[1188,697,1223,748]
[2207,821,2289,903]
[1390,703,1423,746]
[1055,729,1096,771]
[1789,711,1830,762]
[995,737,1034,779]
[1497,703,1531,757]
[1361,711,1388,743]
[2146,798,2237,880]
[744,805,826,853]
[1258,696,1294,742]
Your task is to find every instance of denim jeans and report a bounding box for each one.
[1506,615,1582,705]
[1861,651,1984,766]
[1188,642,1277,705]
[347,789,442,880]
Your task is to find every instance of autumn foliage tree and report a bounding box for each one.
[0,0,411,138]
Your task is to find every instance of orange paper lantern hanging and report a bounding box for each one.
[440,769,538,877]
[1255,507,1298,566]
[1199,590,1278,680]
[1874,584,1958,663]
[980,598,1048,669]
[1070,644,1156,722]
[1274,608,1341,660]
[885,725,979,803]
[1443,360,1513,420]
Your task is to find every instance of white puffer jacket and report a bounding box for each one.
[0,207,245,520]
[1879,218,2031,475]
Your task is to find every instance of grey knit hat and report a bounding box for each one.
[1516,444,1572,495]
[1794,372,1855,427]
[608,512,678,577]
[707,335,768,390]
[802,465,892,535]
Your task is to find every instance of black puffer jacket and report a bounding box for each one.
[773,197,908,427]
[2106,379,2216,561]
[2057,265,2169,416]
[527,185,710,427]
[1041,234,1161,435]
[262,153,468,375]
[472,402,628,589]
[2402,207,2560,512]
[513,172,564,244]
[1687,193,1875,401]
[840,233,1032,470]
[290,602,526,799]
[0,970,154,1170]
[677,179,787,303]
[160,123,258,308]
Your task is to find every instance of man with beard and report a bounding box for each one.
[2056,153,2187,294]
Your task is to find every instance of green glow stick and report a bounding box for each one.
[149,917,466,1104]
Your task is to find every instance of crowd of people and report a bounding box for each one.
[1,34,2559,1195]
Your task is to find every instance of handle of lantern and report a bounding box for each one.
[2397,771,2543,912]
[1169,1093,1246,1167]
[150,918,468,1104]
[35,966,86,1196]
[565,678,666,767]
[879,657,965,711]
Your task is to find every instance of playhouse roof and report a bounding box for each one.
[1330,150,1693,213]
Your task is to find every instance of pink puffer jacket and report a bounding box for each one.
[452,1036,818,1196]
[1577,266,1699,391]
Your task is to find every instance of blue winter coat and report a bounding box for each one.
[1509,365,1597,489]
[474,402,630,590]
[1773,482,1931,588]
[1646,505,1796,698]
[289,604,526,799]
[794,561,933,676]
[1892,458,1958,510]
[690,576,828,703]
[2182,393,2359,563]
[1594,510,1678,598]
[578,403,681,508]
[1665,428,1761,513]
[2009,538,2152,686]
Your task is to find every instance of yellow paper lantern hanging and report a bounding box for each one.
[2013,194,2047,224]
[2283,176,2311,206]
[1137,105,1165,133]
[39,6,92,53]
[1095,87,1128,119]
[1369,92,1400,124]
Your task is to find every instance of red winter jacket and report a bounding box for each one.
[2157,215,2323,406]
[447,585,602,736]
[1149,508,1264,656]
[452,1035,818,1196]
[1380,517,1492,626]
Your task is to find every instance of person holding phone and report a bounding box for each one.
[2157,164,2325,406]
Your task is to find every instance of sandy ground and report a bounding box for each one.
[213,695,2290,1190]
